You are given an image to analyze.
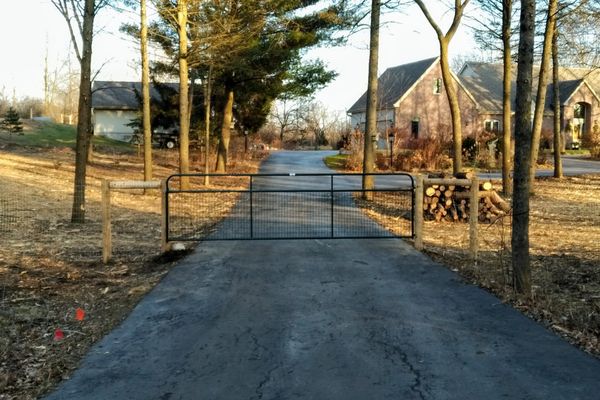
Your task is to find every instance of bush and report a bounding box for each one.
[1,107,23,134]
[588,121,600,158]
[462,136,477,162]
[393,135,452,171]
[343,129,364,171]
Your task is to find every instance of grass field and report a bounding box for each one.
[0,121,134,152]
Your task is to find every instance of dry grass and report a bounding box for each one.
[360,175,600,357]
[0,145,265,400]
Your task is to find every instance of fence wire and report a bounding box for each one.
[166,173,415,241]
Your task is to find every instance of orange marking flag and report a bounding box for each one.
[75,308,86,321]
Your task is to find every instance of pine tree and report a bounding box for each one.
[2,107,23,134]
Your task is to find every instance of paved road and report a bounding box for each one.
[46,151,600,400]
[480,154,600,180]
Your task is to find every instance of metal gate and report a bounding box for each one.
[165,173,415,241]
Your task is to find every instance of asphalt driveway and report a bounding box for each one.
[45,151,600,400]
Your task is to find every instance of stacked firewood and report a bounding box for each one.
[423,173,511,223]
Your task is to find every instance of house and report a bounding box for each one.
[347,57,479,148]
[459,62,600,147]
[347,57,600,150]
[92,81,178,142]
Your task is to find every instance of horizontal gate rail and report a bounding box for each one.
[165,172,415,242]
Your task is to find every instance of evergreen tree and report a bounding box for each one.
[2,107,23,134]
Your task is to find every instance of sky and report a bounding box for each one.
[0,1,478,115]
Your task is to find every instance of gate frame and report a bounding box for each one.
[164,172,416,242]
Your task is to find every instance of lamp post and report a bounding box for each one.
[388,131,395,170]
[244,129,249,153]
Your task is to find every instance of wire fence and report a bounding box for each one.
[166,173,415,241]
[0,180,163,264]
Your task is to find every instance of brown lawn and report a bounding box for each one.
[0,144,264,400]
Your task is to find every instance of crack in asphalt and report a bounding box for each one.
[253,364,279,400]
[372,327,426,400]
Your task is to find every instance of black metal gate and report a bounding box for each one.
[165,173,415,241]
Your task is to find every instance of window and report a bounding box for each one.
[433,78,442,95]
[484,119,500,133]
[411,118,420,138]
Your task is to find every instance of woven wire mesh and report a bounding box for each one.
[166,173,414,241]
[0,177,164,263]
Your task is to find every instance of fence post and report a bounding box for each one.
[102,179,112,264]
[414,174,424,250]
[469,176,479,261]
[161,179,169,252]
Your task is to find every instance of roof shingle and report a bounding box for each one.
[347,57,439,114]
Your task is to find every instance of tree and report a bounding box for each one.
[500,0,515,195]
[141,0,153,183]
[551,17,562,178]
[362,0,380,198]
[512,0,536,296]
[472,0,517,195]
[52,0,110,223]
[528,0,558,190]
[2,107,23,133]
[557,1,600,67]
[177,0,190,189]
[415,0,470,175]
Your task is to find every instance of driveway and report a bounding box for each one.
[479,154,600,180]
[46,151,600,399]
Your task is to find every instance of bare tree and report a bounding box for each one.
[528,0,558,190]
[471,0,518,194]
[141,0,152,182]
[552,18,563,178]
[362,0,380,199]
[52,0,110,223]
[500,0,514,195]
[511,0,537,296]
[177,0,190,189]
[415,0,470,175]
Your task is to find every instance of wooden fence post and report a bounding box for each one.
[414,174,424,250]
[469,176,479,261]
[161,179,169,252]
[102,179,112,264]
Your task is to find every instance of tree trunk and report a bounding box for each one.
[178,0,190,190]
[512,0,536,297]
[414,0,468,175]
[501,0,513,195]
[70,0,95,223]
[552,14,563,178]
[362,0,380,200]
[141,0,152,182]
[204,66,212,186]
[439,39,463,174]
[528,0,558,189]
[216,89,234,173]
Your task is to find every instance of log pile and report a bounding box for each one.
[423,173,511,223]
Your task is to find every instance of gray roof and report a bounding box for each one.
[92,81,178,110]
[348,57,439,114]
[459,62,600,113]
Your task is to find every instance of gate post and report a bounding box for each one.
[102,179,112,264]
[161,179,169,252]
[413,174,424,250]
[469,176,479,261]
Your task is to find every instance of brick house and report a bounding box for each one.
[459,62,600,147]
[347,57,478,148]
[348,57,600,149]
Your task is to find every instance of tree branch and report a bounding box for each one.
[414,0,444,39]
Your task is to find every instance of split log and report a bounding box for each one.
[454,171,475,179]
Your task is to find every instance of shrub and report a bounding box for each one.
[392,134,453,171]
[343,129,364,171]
[589,121,600,158]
